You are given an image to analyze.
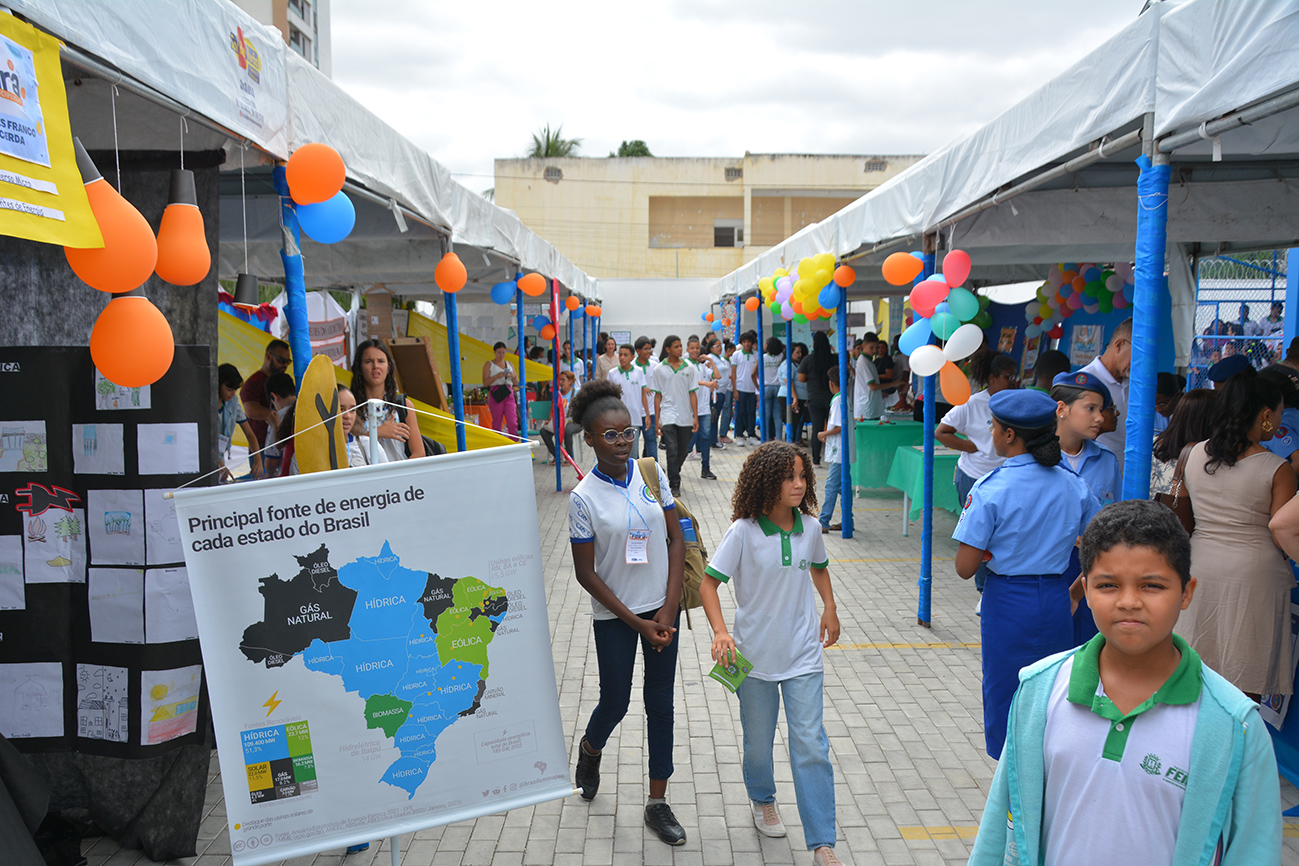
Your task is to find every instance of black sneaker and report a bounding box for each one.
[701,470,717,480]
[670,485,681,498]
[645,802,687,845]
[575,738,601,800]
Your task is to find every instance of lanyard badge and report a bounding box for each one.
[626,530,651,565]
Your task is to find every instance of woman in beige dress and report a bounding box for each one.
[1176,369,1296,698]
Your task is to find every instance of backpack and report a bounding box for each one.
[635,457,707,626]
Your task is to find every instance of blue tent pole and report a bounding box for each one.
[583,307,590,382]
[444,288,467,453]
[554,282,563,492]
[785,337,795,442]
[1285,249,1299,349]
[1123,153,1172,500]
[836,299,853,539]
[272,166,311,388]
[567,304,574,374]
[756,296,767,442]
[515,273,527,441]
[918,251,936,627]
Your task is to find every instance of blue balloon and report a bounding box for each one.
[934,301,950,315]
[571,305,584,319]
[297,191,355,244]
[898,317,933,355]
[711,321,723,332]
[1062,262,1078,273]
[818,284,841,308]
[490,281,516,304]
[1083,266,1102,283]
[701,312,709,321]
[532,315,551,331]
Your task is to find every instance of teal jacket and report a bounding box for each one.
[968,646,1281,866]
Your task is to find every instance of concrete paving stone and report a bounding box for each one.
[486,853,523,866]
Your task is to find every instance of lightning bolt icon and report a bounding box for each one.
[263,691,282,717]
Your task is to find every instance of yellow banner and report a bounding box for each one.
[406,311,553,386]
[0,15,101,247]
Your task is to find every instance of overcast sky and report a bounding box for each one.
[330,1,1144,193]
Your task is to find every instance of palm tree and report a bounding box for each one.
[527,124,581,158]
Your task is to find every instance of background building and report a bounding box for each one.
[494,153,924,280]
[232,0,332,76]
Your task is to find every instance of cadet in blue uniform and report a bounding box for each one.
[952,389,1102,759]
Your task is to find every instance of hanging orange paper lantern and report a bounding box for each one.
[565,296,581,311]
[539,323,556,341]
[434,252,467,293]
[744,297,760,311]
[90,295,175,387]
[154,170,210,286]
[833,265,856,287]
[518,273,547,296]
[64,138,158,293]
[286,142,346,205]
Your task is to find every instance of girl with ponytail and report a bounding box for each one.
[951,388,1103,759]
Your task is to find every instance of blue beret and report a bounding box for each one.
[1207,354,1252,383]
[1051,371,1113,409]
[989,389,1057,429]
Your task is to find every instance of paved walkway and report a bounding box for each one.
[85,440,1299,866]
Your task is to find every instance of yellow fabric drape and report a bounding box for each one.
[406,310,552,386]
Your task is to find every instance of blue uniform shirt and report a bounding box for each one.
[1062,439,1122,506]
[1262,407,1299,461]
[953,454,1102,576]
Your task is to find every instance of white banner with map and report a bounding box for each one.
[175,445,571,865]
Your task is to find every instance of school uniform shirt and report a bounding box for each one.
[652,359,699,427]
[761,352,784,387]
[693,359,714,416]
[1061,438,1122,506]
[705,513,830,681]
[609,365,647,426]
[1261,406,1299,461]
[853,354,884,420]
[1042,635,1201,866]
[711,353,732,394]
[953,454,1102,576]
[824,393,845,465]
[731,348,759,394]
[940,389,1004,480]
[1080,357,1128,473]
[634,357,660,411]
[568,459,675,620]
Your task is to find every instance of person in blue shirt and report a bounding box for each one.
[1258,367,1299,473]
[952,389,1102,759]
[1051,371,1123,646]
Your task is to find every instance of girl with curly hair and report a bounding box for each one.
[565,380,689,846]
[699,442,845,866]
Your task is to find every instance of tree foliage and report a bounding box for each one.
[527,124,581,158]
[609,140,653,157]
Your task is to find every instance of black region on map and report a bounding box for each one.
[457,680,487,717]
[419,573,458,625]
[472,594,509,626]
[240,544,359,666]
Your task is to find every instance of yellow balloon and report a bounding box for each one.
[793,278,807,297]
[815,252,835,272]
[813,268,832,287]
[803,297,821,317]
[759,277,774,294]
[773,268,789,278]
[1039,303,1052,318]
[797,257,815,278]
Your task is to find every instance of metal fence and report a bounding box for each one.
[1187,252,1287,389]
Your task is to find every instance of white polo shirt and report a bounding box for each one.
[731,348,758,394]
[824,393,845,464]
[1080,356,1128,474]
[652,360,699,427]
[712,353,732,394]
[940,389,1004,480]
[1042,637,1201,866]
[853,354,884,421]
[568,459,675,620]
[693,359,715,416]
[705,513,830,682]
[609,364,647,426]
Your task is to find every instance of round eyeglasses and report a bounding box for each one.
[599,428,638,444]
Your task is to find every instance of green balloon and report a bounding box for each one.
[930,311,961,340]
[977,295,992,312]
[769,301,782,315]
[793,313,809,324]
[972,311,993,329]
[946,287,979,322]
[1084,281,1101,298]
[1098,296,1114,314]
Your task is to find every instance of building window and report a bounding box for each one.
[288,0,309,18]
[714,219,744,247]
[864,160,889,173]
[544,167,563,183]
[288,25,311,58]
[725,167,742,181]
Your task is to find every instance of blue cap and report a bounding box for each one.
[989,389,1057,429]
[1051,371,1113,409]
[1207,354,1252,383]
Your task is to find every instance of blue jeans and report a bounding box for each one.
[763,386,780,441]
[642,414,658,459]
[713,391,732,445]
[690,414,712,472]
[737,671,836,851]
[734,391,758,440]
[586,606,680,780]
[954,467,987,593]
[818,461,841,527]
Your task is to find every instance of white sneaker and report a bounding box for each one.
[751,801,786,838]
[812,847,848,866]
[975,595,982,616]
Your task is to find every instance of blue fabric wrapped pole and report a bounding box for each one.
[1123,155,1171,501]
[785,338,794,443]
[836,301,853,538]
[272,166,312,389]
[515,275,527,440]
[445,289,466,453]
[918,252,936,626]
[756,299,768,442]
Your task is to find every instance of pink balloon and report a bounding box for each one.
[780,301,795,320]
[1084,303,1100,314]
[909,279,950,318]
[1046,270,1064,289]
[1067,292,1085,310]
[943,250,972,288]
[1112,291,1130,309]
[1105,274,1123,293]
[1113,262,1134,282]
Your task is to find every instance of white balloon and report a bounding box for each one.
[943,323,984,362]
[910,344,946,377]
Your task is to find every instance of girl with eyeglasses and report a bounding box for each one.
[566,380,689,847]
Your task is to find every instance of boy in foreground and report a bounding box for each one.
[968,499,1280,866]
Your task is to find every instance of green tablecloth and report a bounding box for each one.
[886,445,963,521]
[851,419,925,489]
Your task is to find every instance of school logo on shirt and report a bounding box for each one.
[1140,752,1189,789]
[1279,426,1289,438]
[797,558,808,570]
[641,485,659,505]
[1140,753,1161,775]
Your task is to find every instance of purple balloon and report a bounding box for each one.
[780,301,795,320]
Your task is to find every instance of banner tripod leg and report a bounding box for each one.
[390,834,401,866]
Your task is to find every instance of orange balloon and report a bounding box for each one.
[882,252,924,287]
[939,361,971,406]
[65,177,158,293]
[539,323,556,341]
[744,297,760,311]
[565,296,581,311]
[722,318,730,326]
[518,273,547,296]
[705,313,715,322]
[286,142,346,205]
[1071,276,1086,293]
[90,296,175,387]
[155,203,210,286]
[435,252,467,293]
[585,304,599,317]
[792,299,804,314]
[833,265,857,287]
[591,306,602,317]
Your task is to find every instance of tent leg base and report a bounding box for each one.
[917,618,931,628]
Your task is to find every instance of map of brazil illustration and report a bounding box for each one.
[240,541,508,798]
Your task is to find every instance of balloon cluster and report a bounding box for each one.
[488,272,552,305]
[698,311,732,333]
[1025,262,1134,339]
[286,143,355,244]
[883,249,989,406]
[754,253,855,324]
